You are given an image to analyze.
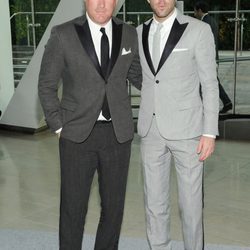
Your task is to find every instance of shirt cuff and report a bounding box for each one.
[202,134,216,139]
[55,128,62,134]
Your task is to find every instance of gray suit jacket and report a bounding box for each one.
[137,10,219,140]
[202,14,219,62]
[38,15,142,143]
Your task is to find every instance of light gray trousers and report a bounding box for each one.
[140,117,204,250]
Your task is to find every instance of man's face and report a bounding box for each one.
[147,0,175,22]
[85,0,117,25]
[194,8,202,19]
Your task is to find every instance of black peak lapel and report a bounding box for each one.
[142,19,155,76]
[156,19,188,74]
[74,20,103,78]
[106,20,123,79]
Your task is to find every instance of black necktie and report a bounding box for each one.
[100,27,111,120]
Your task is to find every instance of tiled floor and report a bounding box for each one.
[0,129,250,248]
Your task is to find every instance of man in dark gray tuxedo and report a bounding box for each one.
[38,0,142,249]
[137,0,219,249]
[194,0,232,114]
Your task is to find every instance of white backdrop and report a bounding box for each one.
[0,0,14,120]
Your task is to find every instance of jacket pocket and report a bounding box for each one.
[60,99,77,111]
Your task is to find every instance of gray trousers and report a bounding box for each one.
[141,117,204,250]
[59,122,131,250]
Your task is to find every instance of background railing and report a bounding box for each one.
[10,12,53,49]
[9,10,250,50]
[9,8,250,115]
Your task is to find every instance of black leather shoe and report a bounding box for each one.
[219,102,232,114]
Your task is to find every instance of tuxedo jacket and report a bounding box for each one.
[202,14,219,61]
[38,15,142,143]
[137,9,219,140]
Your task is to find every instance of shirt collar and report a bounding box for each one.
[152,7,177,29]
[201,13,208,21]
[86,12,112,35]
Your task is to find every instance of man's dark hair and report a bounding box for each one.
[194,1,209,13]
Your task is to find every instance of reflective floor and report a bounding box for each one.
[0,129,250,248]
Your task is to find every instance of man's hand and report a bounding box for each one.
[197,136,215,161]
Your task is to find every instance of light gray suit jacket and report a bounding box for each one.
[39,15,142,143]
[137,10,219,140]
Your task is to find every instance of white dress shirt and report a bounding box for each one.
[148,8,215,139]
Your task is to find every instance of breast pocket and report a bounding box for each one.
[168,49,195,77]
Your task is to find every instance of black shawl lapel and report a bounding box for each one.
[74,18,122,81]
[142,19,155,76]
[106,19,123,79]
[74,20,103,78]
[156,19,188,74]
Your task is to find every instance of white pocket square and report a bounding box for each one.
[121,48,132,55]
[172,48,189,52]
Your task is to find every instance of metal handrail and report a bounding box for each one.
[219,56,250,63]
[10,11,54,48]
[117,10,249,25]
[10,9,250,20]
[10,11,54,20]
[9,9,250,51]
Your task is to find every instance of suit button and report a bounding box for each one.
[156,80,159,84]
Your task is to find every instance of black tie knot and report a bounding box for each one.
[100,27,106,35]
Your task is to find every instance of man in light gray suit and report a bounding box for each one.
[38,0,142,249]
[137,0,219,249]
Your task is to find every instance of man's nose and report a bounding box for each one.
[98,0,105,7]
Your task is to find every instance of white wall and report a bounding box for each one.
[0,0,14,120]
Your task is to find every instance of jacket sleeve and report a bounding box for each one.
[195,24,219,135]
[38,26,65,132]
[127,29,142,90]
